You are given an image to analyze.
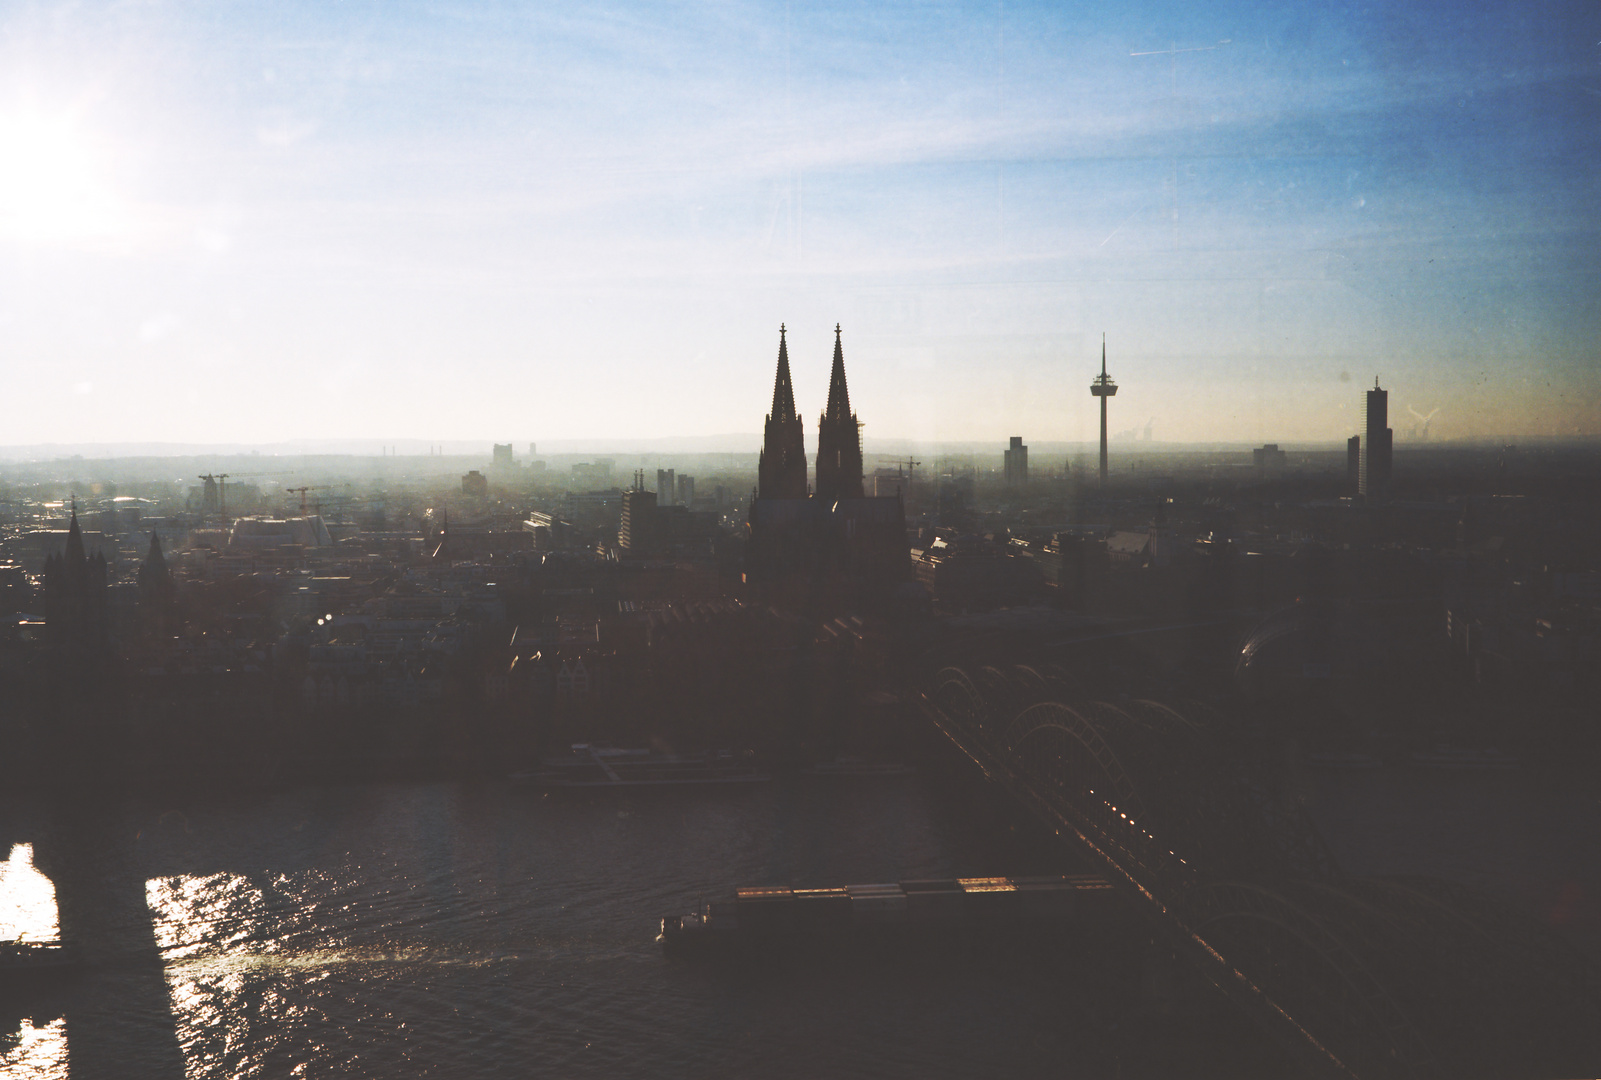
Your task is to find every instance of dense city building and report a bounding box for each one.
[1253,443,1287,476]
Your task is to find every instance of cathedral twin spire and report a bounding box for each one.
[815,324,864,501]
[757,324,864,501]
[770,323,798,424]
[757,325,809,499]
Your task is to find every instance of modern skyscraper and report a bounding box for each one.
[656,468,676,506]
[1347,435,1361,492]
[619,487,659,554]
[1089,334,1117,486]
[757,325,808,499]
[1360,378,1393,498]
[1004,436,1029,485]
[815,325,864,502]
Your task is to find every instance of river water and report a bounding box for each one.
[1,762,1596,1079]
[0,772,1257,1080]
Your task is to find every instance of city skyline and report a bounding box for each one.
[1,0,1596,447]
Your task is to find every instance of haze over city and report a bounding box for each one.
[2,0,1597,449]
[6,5,1601,1075]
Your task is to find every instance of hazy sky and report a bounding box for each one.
[1,0,1597,448]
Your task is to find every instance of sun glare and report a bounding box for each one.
[0,109,124,243]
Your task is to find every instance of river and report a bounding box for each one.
[2,759,1595,1079]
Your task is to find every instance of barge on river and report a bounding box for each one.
[660,875,1119,952]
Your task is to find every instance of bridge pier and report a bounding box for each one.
[24,804,187,1080]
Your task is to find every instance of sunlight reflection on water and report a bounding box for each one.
[0,843,60,943]
[146,873,270,959]
[1,844,66,1078]
[147,872,290,1078]
[0,1018,68,1079]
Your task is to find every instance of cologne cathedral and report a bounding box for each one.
[745,325,909,613]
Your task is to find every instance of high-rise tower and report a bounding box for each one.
[1089,334,1118,486]
[1360,377,1393,498]
[1004,436,1029,485]
[757,324,808,499]
[815,324,864,501]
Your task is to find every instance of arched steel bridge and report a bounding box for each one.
[921,662,1599,1080]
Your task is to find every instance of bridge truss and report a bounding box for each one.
[921,662,1598,1080]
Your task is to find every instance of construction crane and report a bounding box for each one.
[195,471,323,524]
[284,486,329,516]
[881,457,921,500]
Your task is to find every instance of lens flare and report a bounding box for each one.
[0,109,123,243]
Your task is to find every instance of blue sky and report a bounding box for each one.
[0,0,1596,447]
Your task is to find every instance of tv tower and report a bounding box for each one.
[1089,334,1118,486]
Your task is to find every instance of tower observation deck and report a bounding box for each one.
[1089,334,1118,486]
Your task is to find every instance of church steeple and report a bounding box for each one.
[771,323,797,424]
[140,530,169,583]
[758,324,809,499]
[824,323,852,421]
[815,324,864,501]
[138,530,177,635]
[65,501,85,564]
[44,499,109,655]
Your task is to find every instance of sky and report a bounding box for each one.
[0,0,1597,449]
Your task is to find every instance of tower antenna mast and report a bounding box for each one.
[1089,334,1118,487]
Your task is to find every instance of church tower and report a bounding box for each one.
[814,325,864,501]
[138,530,177,635]
[43,505,109,654]
[757,324,808,499]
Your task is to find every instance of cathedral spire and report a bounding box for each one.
[45,498,109,656]
[144,530,168,576]
[758,324,808,499]
[65,502,85,564]
[823,323,852,422]
[815,323,864,502]
[139,529,175,629]
[771,323,798,424]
